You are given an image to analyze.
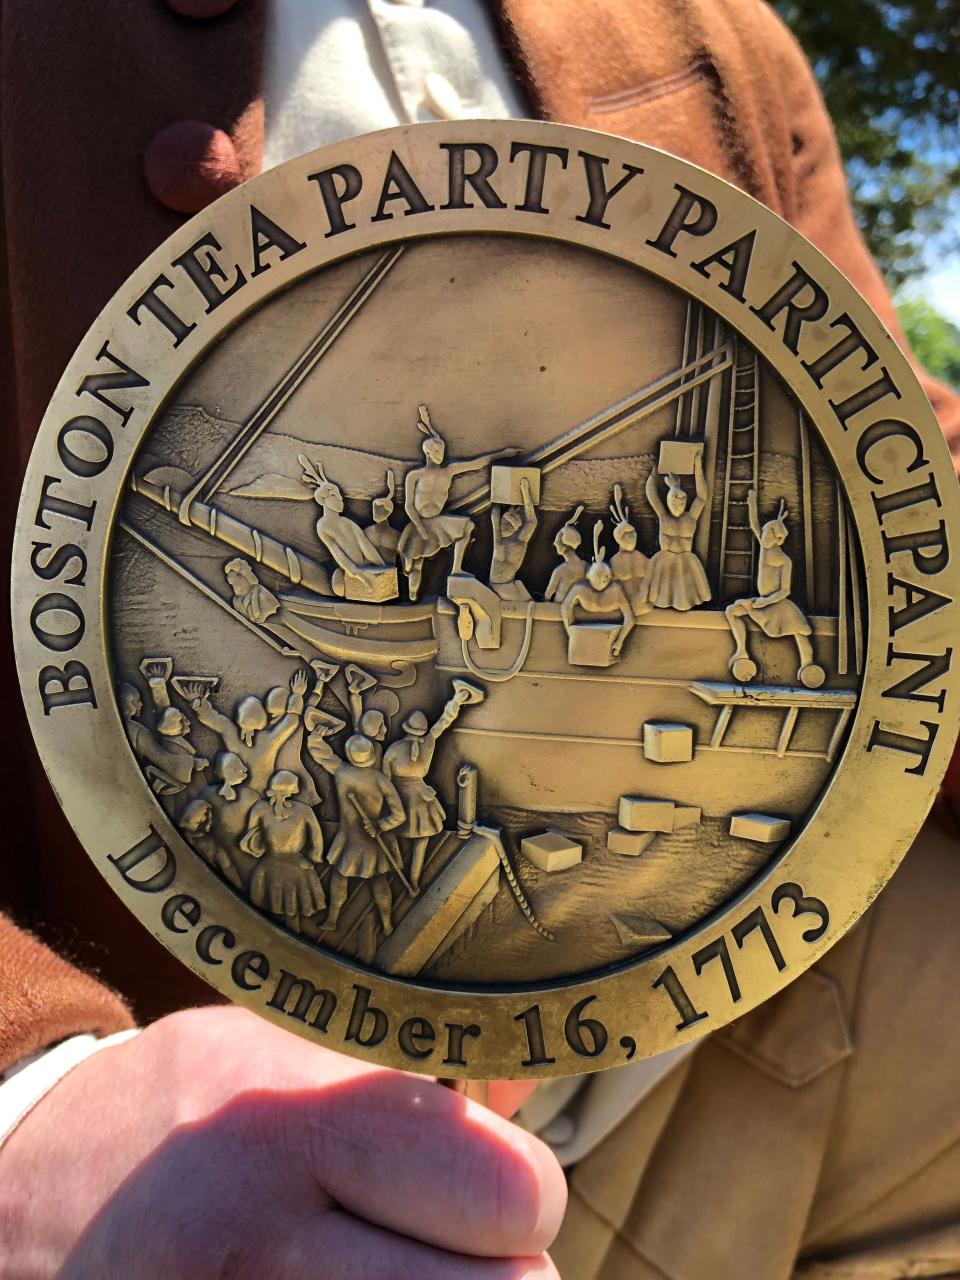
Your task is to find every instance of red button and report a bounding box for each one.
[165,0,240,17]
[143,121,242,214]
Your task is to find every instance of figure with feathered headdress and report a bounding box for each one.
[609,484,651,617]
[725,489,824,687]
[545,505,587,603]
[560,521,635,659]
[299,455,387,597]
[644,451,711,610]
[397,404,519,600]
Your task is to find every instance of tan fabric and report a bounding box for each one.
[795,1224,960,1279]
[549,820,960,1279]
[518,1039,703,1168]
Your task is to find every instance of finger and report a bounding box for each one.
[290,1070,567,1258]
[257,1206,561,1280]
[487,1080,541,1118]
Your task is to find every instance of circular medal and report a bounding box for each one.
[13,122,960,1078]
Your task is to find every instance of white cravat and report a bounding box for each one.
[261,0,529,170]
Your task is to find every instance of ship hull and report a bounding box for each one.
[426,603,853,822]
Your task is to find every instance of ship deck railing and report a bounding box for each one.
[689,679,857,762]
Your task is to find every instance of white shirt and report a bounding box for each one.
[261,0,529,170]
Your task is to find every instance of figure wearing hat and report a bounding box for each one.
[240,770,327,936]
[398,404,519,601]
[544,506,588,603]
[192,669,309,794]
[199,752,262,890]
[118,682,207,807]
[725,489,825,688]
[151,706,209,815]
[321,734,407,936]
[643,452,711,611]
[383,679,485,893]
[609,484,651,617]
[344,664,393,768]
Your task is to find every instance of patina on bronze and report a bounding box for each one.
[12,122,960,1080]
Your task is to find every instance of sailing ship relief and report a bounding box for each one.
[109,234,863,986]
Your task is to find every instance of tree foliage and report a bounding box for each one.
[772,0,960,287]
[897,293,960,386]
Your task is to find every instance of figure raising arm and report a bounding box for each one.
[690,450,708,522]
[642,448,712,611]
[645,464,668,521]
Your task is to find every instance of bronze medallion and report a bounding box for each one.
[13,122,960,1078]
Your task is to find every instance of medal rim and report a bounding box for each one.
[12,120,960,1077]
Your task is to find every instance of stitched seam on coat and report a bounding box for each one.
[806,1133,960,1260]
[587,53,709,113]
[798,914,882,1248]
[568,1190,674,1280]
[717,973,854,1088]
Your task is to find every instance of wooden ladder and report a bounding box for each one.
[717,338,760,600]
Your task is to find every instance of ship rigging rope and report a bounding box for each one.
[459,602,535,683]
[493,839,555,941]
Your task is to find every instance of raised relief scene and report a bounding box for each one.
[109,235,864,985]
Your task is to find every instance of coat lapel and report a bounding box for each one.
[553,923,869,1280]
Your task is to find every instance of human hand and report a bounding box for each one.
[310,658,341,686]
[290,669,309,696]
[0,1006,564,1278]
[141,658,172,683]
[345,665,376,696]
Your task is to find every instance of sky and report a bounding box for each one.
[927,259,960,326]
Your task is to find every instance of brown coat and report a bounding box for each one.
[1,2,959,1273]
[551,814,960,1278]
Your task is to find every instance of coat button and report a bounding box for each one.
[144,121,243,214]
[164,0,240,16]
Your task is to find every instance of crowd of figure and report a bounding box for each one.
[119,658,484,937]
[301,402,714,627]
[295,409,819,678]
[546,456,712,660]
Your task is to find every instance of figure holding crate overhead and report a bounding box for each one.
[643,445,712,611]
